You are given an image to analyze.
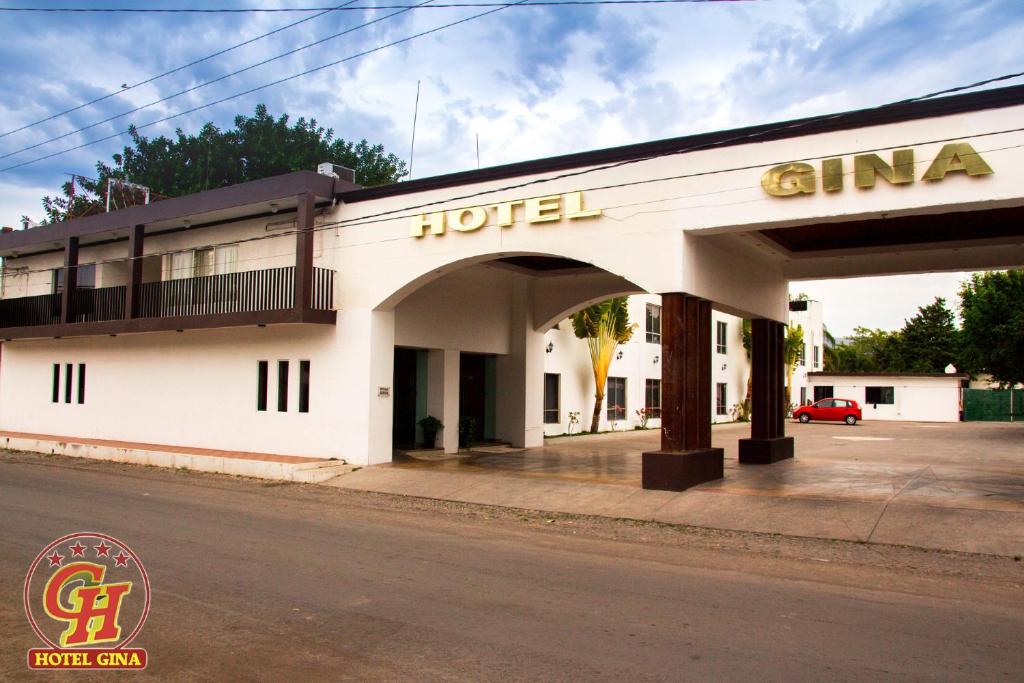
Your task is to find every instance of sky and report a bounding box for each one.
[0,0,1022,335]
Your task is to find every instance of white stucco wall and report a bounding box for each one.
[541,295,749,435]
[806,374,962,422]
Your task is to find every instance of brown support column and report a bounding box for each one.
[739,318,794,463]
[642,293,724,491]
[294,193,315,312]
[125,224,144,319]
[59,236,79,324]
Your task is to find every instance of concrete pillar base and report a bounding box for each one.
[738,436,794,464]
[641,448,724,491]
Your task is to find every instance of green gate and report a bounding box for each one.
[963,389,1020,421]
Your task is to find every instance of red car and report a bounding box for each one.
[793,398,862,425]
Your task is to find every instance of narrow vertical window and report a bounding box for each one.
[257,361,268,411]
[716,321,728,354]
[277,360,289,412]
[716,382,728,416]
[543,373,560,424]
[645,379,661,417]
[64,363,73,404]
[645,304,661,344]
[52,364,60,403]
[77,364,86,404]
[299,360,310,413]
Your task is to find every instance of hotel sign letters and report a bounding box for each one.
[410,191,601,238]
[761,142,993,197]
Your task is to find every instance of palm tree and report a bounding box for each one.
[784,324,805,407]
[738,319,752,421]
[571,298,637,433]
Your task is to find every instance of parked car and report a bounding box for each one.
[793,398,862,425]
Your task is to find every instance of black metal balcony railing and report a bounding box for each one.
[73,285,126,323]
[0,292,62,328]
[0,266,334,329]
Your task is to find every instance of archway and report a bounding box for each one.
[380,252,647,457]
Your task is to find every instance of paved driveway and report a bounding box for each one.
[336,421,1024,555]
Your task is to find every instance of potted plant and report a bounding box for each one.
[458,416,477,449]
[417,415,443,449]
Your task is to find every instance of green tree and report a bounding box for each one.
[822,326,840,372]
[784,324,804,407]
[832,327,903,372]
[42,104,407,223]
[959,270,1024,388]
[571,298,636,434]
[895,297,960,373]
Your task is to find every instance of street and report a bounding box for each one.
[2,451,1022,681]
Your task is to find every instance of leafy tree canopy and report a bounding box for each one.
[42,104,408,223]
[959,270,1024,388]
[895,297,960,373]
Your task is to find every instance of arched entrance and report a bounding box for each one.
[380,252,646,457]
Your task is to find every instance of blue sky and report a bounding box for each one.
[1,0,1023,334]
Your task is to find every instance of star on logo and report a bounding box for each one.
[94,541,111,557]
[68,541,86,557]
[47,550,64,567]
[113,550,131,567]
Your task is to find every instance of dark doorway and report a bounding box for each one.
[393,348,419,449]
[459,353,488,445]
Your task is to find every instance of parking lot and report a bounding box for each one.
[343,420,1024,555]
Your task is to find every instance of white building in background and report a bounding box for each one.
[541,295,824,435]
[787,299,826,408]
[806,372,966,422]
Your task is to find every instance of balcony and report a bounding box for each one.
[0,266,335,339]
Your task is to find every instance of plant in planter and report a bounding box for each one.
[417,415,443,448]
[567,411,581,434]
[458,416,477,449]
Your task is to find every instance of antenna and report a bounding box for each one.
[408,79,421,181]
[476,132,480,169]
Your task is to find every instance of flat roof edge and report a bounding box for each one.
[2,171,352,252]
[340,83,1024,204]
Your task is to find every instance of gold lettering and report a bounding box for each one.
[922,142,994,181]
[449,206,487,232]
[821,158,843,192]
[410,212,445,238]
[563,191,602,219]
[491,200,524,227]
[761,163,816,197]
[524,195,562,223]
[854,149,914,188]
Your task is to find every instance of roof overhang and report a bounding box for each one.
[0,171,350,258]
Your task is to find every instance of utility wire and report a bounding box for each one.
[0,0,530,174]
[5,131,1023,280]
[0,1,357,141]
[270,71,1024,232]
[0,0,433,161]
[0,1,753,12]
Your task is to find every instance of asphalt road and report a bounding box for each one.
[2,453,1022,681]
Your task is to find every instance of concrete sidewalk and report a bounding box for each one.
[0,430,354,483]
[325,423,1024,557]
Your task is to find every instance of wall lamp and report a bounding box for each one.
[653,355,659,364]
[545,342,554,353]
[616,350,624,360]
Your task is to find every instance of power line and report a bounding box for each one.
[0,1,753,12]
[0,0,433,161]
[0,0,531,174]
[5,132,1022,280]
[275,71,1024,232]
[0,1,357,141]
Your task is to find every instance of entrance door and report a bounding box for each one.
[459,353,488,445]
[393,348,419,449]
